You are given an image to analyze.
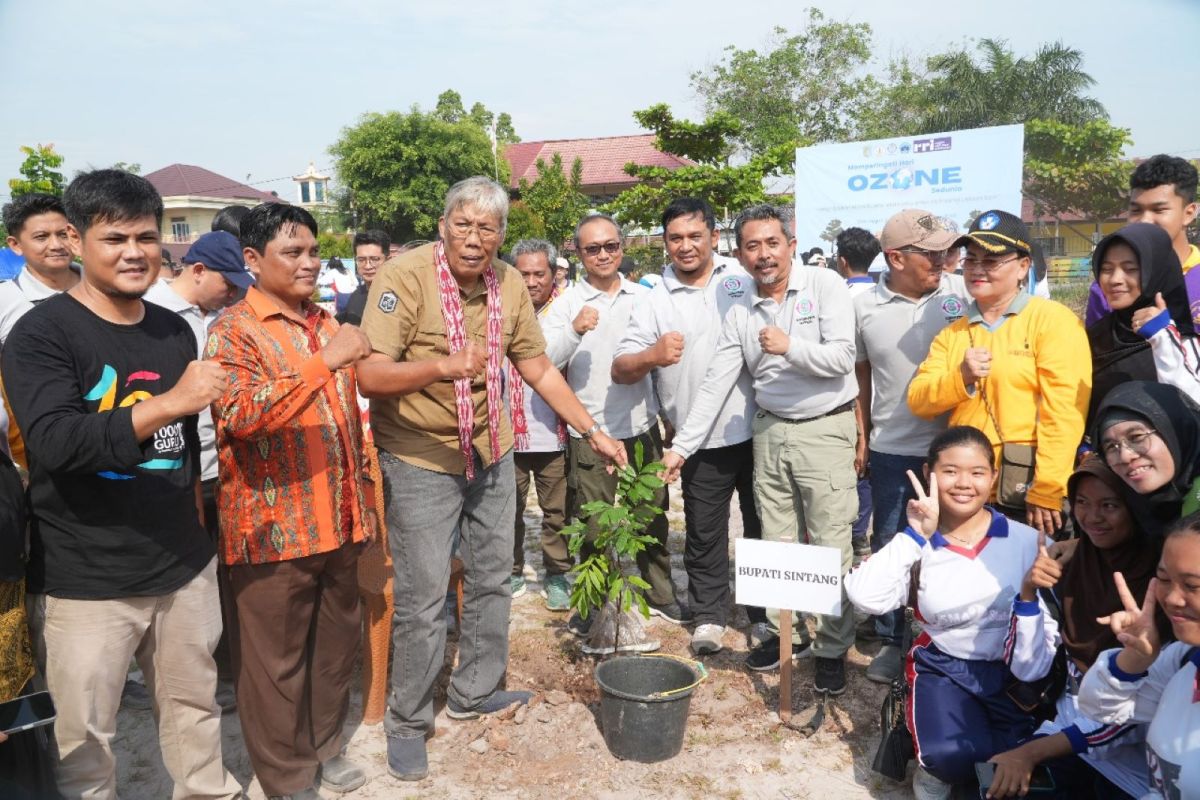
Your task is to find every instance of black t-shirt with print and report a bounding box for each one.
[1,293,213,598]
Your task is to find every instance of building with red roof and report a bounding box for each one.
[144,164,281,261]
[504,134,692,204]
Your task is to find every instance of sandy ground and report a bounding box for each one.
[113,493,915,799]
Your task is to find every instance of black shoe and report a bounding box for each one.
[813,656,846,695]
[744,635,811,672]
[647,599,693,626]
[567,611,593,638]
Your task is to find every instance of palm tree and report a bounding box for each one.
[917,39,1106,133]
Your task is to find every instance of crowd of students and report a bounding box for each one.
[0,154,1197,800]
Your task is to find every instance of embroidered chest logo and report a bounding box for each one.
[795,297,816,324]
[722,276,745,298]
[940,296,964,320]
[378,291,398,313]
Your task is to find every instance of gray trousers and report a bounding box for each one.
[380,449,516,738]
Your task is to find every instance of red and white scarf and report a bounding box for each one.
[509,284,567,451]
[434,241,503,480]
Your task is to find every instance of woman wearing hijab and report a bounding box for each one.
[1088,222,1200,425]
[1092,381,1200,539]
[985,458,1167,798]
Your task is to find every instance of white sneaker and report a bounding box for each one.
[912,766,952,800]
[690,623,725,655]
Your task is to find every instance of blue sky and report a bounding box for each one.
[1,0,1196,201]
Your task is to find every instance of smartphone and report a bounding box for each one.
[0,691,56,735]
[975,761,1056,795]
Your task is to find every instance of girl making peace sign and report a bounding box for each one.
[1078,515,1200,799]
[846,425,1058,799]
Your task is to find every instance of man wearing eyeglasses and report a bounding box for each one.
[543,212,686,634]
[337,229,390,326]
[852,209,966,683]
[356,178,625,781]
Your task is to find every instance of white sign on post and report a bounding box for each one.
[734,539,842,616]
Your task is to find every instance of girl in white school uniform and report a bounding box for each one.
[846,425,1058,799]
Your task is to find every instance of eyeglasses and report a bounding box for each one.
[447,220,501,243]
[581,241,621,257]
[355,256,384,266]
[962,255,1020,273]
[1100,429,1159,463]
[895,248,948,265]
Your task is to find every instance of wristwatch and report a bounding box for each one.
[580,423,601,440]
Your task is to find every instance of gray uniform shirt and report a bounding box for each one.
[615,261,756,451]
[542,277,658,441]
[671,265,857,458]
[854,272,967,457]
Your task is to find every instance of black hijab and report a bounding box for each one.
[1087,223,1193,425]
[1091,381,1200,538]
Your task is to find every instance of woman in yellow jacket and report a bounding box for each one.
[908,210,1091,537]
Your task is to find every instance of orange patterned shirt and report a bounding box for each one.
[206,287,370,566]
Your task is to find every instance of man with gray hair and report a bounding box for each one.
[506,238,573,610]
[357,177,625,782]
[661,204,859,695]
[543,212,685,635]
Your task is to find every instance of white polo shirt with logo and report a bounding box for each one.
[854,272,967,457]
[615,261,756,451]
[671,265,857,458]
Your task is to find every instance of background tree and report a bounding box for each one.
[606,104,791,232]
[502,201,546,247]
[433,90,466,123]
[9,144,66,197]
[330,106,501,241]
[518,153,591,249]
[1023,118,1132,237]
[317,231,352,258]
[690,9,880,154]
[819,219,843,249]
[909,38,1106,133]
[111,161,141,174]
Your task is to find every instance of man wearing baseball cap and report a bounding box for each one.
[145,230,252,711]
[854,209,966,682]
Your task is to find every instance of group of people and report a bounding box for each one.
[0,152,1195,800]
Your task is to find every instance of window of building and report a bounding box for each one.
[315,181,325,203]
[301,182,311,203]
[171,218,190,242]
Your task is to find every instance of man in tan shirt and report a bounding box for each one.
[358,176,624,783]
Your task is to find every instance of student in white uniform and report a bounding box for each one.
[1078,513,1200,800]
[845,425,1057,800]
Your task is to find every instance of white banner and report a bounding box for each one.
[734,539,842,615]
[794,124,1024,268]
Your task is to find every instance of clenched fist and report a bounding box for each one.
[169,361,229,415]
[654,331,685,367]
[960,346,992,386]
[443,340,487,380]
[758,325,790,355]
[321,324,373,371]
[573,306,599,335]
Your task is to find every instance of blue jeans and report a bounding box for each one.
[868,450,926,644]
[852,478,872,552]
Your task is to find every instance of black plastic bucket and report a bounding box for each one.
[594,655,704,762]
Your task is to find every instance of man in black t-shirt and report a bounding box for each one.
[1,170,241,800]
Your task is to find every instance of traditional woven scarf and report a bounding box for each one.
[434,241,503,480]
[509,285,566,450]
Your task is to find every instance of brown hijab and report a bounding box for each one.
[1059,458,1165,673]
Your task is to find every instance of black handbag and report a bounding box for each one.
[872,581,917,781]
[1004,587,1068,723]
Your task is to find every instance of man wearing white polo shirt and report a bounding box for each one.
[662,204,858,694]
[854,208,965,683]
[613,198,761,656]
[543,212,685,632]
